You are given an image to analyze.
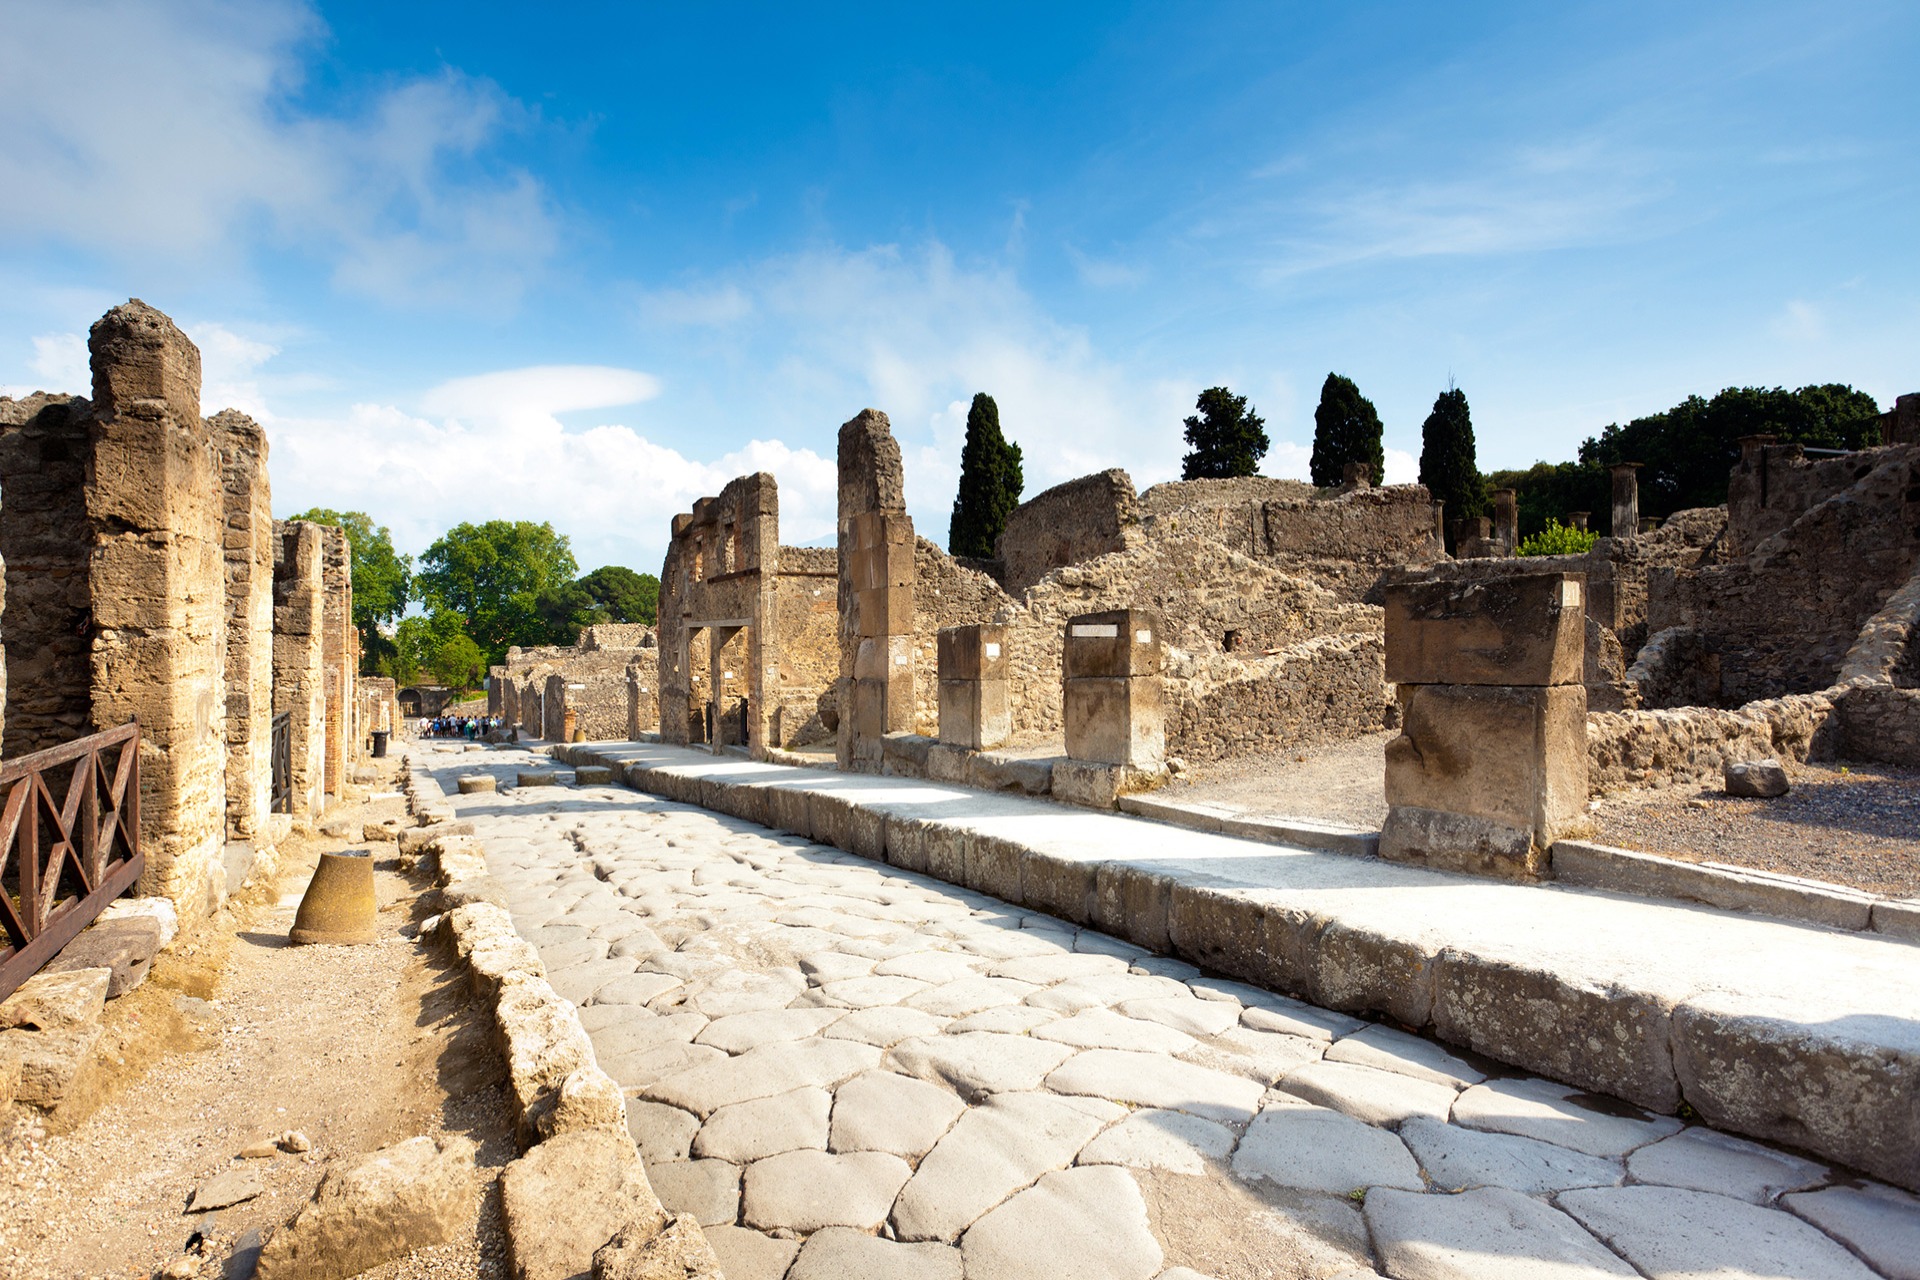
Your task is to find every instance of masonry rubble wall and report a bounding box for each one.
[319,525,355,794]
[213,410,274,842]
[1649,443,1920,704]
[274,520,328,821]
[660,473,780,755]
[994,469,1139,596]
[769,546,838,747]
[1587,693,1841,793]
[0,393,94,757]
[85,301,229,917]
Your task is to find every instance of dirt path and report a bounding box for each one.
[0,762,514,1280]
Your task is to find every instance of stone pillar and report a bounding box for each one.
[1638,517,1660,535]
[1568,512,1589,532]
[487,667,506,717]
[274,521,327,823]
[1063,609,1165,770]
[0,394,94,757]
[543,673,566,742]
[837,409,915,772]
[1609,463,1641,538]
[626,661,658,739]
[937,624,1009,750]
[86,301,228,917]
[1431,500,1446,549]
[319,526,354,795]
[213,411,274,843]
[1492,488,1518,550]
[1381,572,1591,878]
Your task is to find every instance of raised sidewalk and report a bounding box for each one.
[556,739,1920,1192]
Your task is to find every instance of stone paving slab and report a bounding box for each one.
[413,742,1920,1279]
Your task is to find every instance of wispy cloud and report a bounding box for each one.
[0,0,560,310]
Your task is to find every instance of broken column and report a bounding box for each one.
[213,410,275,844]
[937,624,1010,750]
[1492,488,1518,551]
[85,301,228,917]
[1568,511,1590,532]
[273,521,327,823]
[319,526,354,795]
[1609,463,1641,537]
[1381,572,1591,878]
[837,410,915,772]
[1062,609,1165,770]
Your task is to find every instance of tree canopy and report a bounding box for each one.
[416,520,578,664]
[1416,387,1481,539]
[1309,373,1385,488]
[1180,386,1269,479]
[394,608,487,688]
[532,565,660,645]
[948,392,1025,558]
[289,508,412,677]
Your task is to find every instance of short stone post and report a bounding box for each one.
[1431,500,1446,548]
[1062,609,1164,770]
[1609,463,1641,537]
[1381,573,1591,878]
[1492,488,1518,550]
[937,624,1009,750]
[1568,511,1589,532]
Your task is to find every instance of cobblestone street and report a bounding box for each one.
[431,746,1918,1280]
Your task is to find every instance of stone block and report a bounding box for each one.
[880,732,934,777]
[883,818,932,874]
[1871,898,1920,942]
[844,806,886,861]
[938,678,1011,750]
[1064,676,1164,769]
[1051,760,1123,809]
[964,751,1053,795]
[965,832,1026,904]
[1381,683,1588,878]
[254,1135,478,1280]
[0,966,110,1031]
[809,792,855,851]
[1724,759,1789,797]
[1383,573,1586,687]
[849,540,915,591]
[854,634,913,681]
[517,771,560,788]
[925,743,971,783]
[1092,862,1172,953]
[1062,609,1164,679]
[854,587,914,638]
[937,624,1009,682]
[499,1129,666,1280]
[575,766,614,785]
[1021,850,1097,924]
[46,917,162,998]
[1,1023,103,1106]
[767,787,814,839]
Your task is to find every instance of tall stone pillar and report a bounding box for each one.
[274,521,327,823]
[837,409,915,772]
[1062,609,1165,770]
[319,525,354,794]
[1431,500,1446,550]
[1609,464,1642,538]
[937,624,1010,750]
[85,301,228,917]
[213,410,274,842]
[1492,488,1518,550]
[1381,573,1591,879]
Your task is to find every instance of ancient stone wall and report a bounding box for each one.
[0,394,93,756]
[580,623,653,651]
[1649,443,1920,703]
[213,410,274,841]
[359,677,399,739]
[1587,693,1840,794]
[319,525,355,794]
[85,302,229,917]
[770,547,838,747]
[273,520,328,822]
[995,469,1138,596]
[1164,633,1390,763]
[836,411,915,770]
[659,473,780,755]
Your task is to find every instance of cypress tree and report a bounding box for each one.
[1309,373,1386,488]
[948,392,1025,558]
[1180,386,1269,479]
[1417,385,1480,530]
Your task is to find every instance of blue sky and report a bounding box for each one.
[2,1,1915,574]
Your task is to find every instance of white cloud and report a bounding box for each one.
[30,332,88,390]
[1771,299,1827,344]
[0,1,558,309]
[1383,447,1417,485]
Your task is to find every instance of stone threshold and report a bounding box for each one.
[555,738,1920,1194]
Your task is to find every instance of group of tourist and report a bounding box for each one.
[419,714,501,739]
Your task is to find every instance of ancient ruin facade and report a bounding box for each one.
[497,626,663,743]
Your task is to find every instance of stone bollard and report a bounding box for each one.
[937,624,1010,750]
[1380,573,1591,878]
[1610,462,1642,537]
[1062,609,1164,770]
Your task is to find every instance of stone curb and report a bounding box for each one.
[1549,839,1918,939]
[553,740,1920,1194]
[402,749,727,1279]
[1116,793,1382,859]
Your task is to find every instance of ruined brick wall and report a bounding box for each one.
[0,394,93,756]
[214,410,274,840]
[1648,444,1920,703]
[320,526,354,792]
[771,547,838,747]
[1164,632,1391,763]
[274,521,327,821]
[1587,693,1840,794]
[995,469,1138,596]
[86,302,228,917]
[580,623,655,651]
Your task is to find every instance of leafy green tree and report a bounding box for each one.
[394,609,487,688]
[1416,387,1481,541]
[1578,384,1880,519]
[289,508,413,676]
[1517,519,1600,557]
[1180,387,1269,480]
[576,565,659,625]
[416,520,578,663]
[1310,373,1385,488]
[948,393,1025,557]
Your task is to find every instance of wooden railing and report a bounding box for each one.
[0,721,142,1002]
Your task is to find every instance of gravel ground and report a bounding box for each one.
[1594,760,1920,899]
[0,765,516,1280]
[1158,733,1393,831]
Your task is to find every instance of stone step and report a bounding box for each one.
[555,741,1920,1194]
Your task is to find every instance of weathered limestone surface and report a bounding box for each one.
[274,521,328,822]
[319,524,355,795]
[413,739,1920,1279]
[213,409,275,842]
[837,410,915,772]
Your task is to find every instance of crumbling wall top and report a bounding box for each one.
[838,409,904,515]
[89,299,201,426]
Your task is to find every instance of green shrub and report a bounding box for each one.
[1516,519,1599,557]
